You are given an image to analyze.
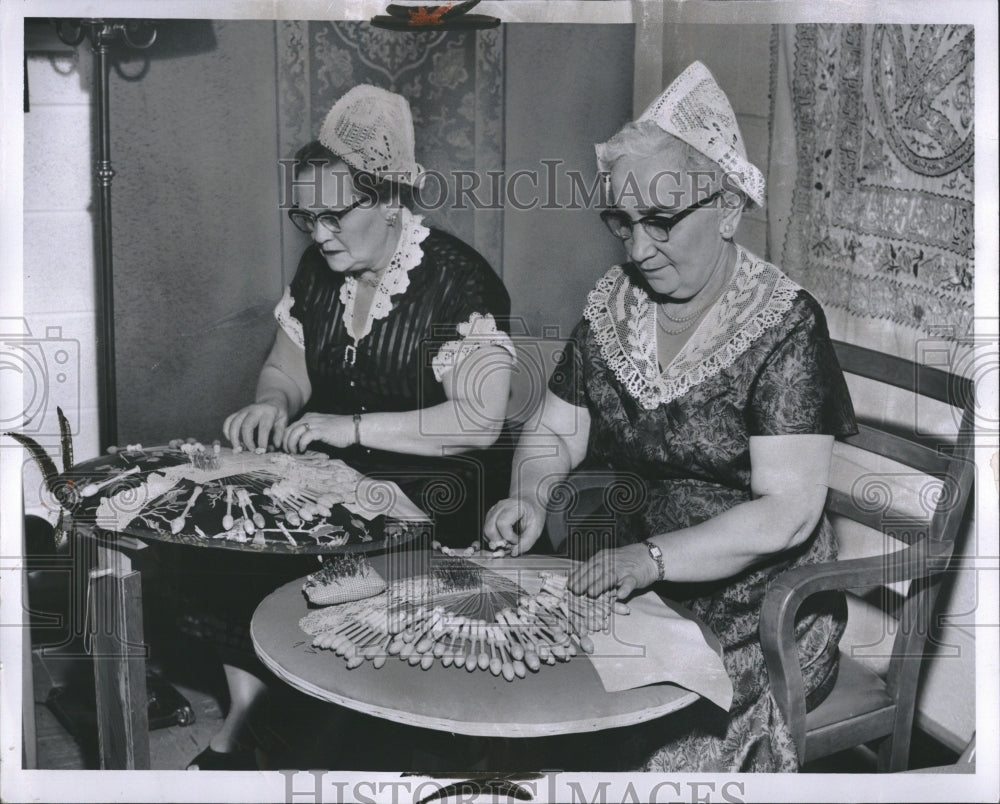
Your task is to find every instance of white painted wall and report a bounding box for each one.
[20,32,100,521]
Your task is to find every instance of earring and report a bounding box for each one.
[385,211,399,226]
[721,224,734,239]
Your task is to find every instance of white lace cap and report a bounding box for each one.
[598,61,765,208]
[319,84,425,187]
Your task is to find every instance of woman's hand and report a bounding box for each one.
[282,413,355,454]
[482,497,547,556]
[223,401,289,453]
[568,543,659,599]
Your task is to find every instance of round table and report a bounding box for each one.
[251,554,701,738]
[60,444,429,555]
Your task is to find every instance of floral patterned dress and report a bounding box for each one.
[548,246,857,772]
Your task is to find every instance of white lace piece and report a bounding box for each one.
[339,208,430,343]
[320,84,425,187]
[431,312,517,383]
[583,247,801,410]
[273,286,305,349]
[634,61,765,207]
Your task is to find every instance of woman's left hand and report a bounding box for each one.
[568,543,660,600]
[282,413,355,453]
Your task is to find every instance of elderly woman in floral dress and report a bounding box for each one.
[486,62,856,772]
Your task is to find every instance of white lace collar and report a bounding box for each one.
[339,208,430,343]
[583,246,802,409]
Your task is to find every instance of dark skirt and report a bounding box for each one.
[145,542,321,669]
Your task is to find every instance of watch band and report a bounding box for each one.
[353,413,362,446]
[644,540,665,581]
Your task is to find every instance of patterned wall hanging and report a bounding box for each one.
[779,25,974,341]
[276,21,505,278]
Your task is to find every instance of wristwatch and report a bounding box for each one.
[643,540,665,582]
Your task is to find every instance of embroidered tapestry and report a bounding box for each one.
[276,21,504,277]
[778,24,974,341]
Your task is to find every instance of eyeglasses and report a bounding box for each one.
[600,190,724,243]
[287,198,365,234]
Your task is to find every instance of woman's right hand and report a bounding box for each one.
[483,497,547,556]
[223,401,289,453]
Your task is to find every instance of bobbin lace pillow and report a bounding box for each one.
[584,247,802,409]
[431,312,517,382]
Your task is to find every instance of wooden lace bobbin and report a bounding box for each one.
[451,625,468,668]
[488,626,516,681]
[330,623,369,654]
[235,488,256,534]
[497,610,540,672]
[339,618,387,659]
[312,618,362,649]
[312,492,338,518]
[245,493,267,529]
[456,620,474,668]
[464,624,481,673]
[442,618,465,668]
[462,624,478,672]
[435,616,461,667]
[80,465,141,497]
[169,485,203,534]
[432,620,461,661]
[275,522,298,547]
[535,610,578,659]
[408,611,443,668]
[401,610,438,663]
[222,485,235,530]
[439,636,455,667]
[400,606,432,643]
[494,610,525,661]
[505,611,551,666]
[414,610,446,654]
[486,634,502,677]
[519,608,570,661]
[475,621,491,671]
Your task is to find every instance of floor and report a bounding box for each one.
[30,641,960,774]
[24,563,962,774]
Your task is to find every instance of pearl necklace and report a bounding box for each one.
[654,246,735,336]
[656,306,703,336]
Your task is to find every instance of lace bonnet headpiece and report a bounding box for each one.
[596,61,765,208]
[319,84,425,188]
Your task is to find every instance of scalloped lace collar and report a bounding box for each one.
[583,246,802,409]
[339,208,430,343]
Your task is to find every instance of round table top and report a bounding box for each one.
[61,444,427,555]
[251,554,700,738]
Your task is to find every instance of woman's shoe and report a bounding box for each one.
[186,745,257,771]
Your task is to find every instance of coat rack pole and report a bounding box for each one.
[92,28,118,451]
[56,19,157,451]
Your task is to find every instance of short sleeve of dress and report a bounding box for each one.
[428,243,516,382]
[548,318,588,409]
[273,249,321,350]
[273,286,304,348]
[747,295,858,437]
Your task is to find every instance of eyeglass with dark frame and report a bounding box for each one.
[600,190,725,243]
[287,197,365,234]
